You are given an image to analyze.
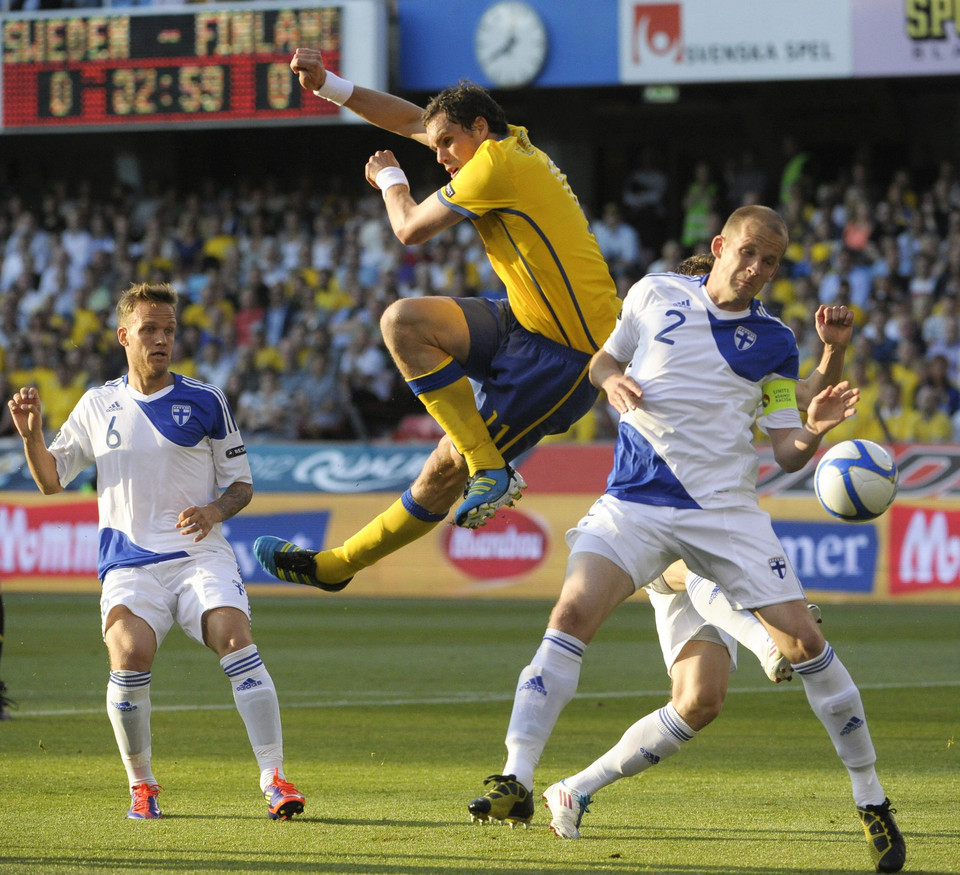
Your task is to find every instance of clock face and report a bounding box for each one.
[475,1,549,88]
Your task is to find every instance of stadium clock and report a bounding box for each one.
[474,1,548,89]
[1,4,347,131]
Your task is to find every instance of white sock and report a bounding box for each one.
[107,670,156,788]
[503,629,585,791]
[220,644,284,790]
[685,572,773,666]
[793,643,885,807]
[564,702,696,797]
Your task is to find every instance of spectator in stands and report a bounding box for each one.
[912,384,953,442]
[590,202,642,281]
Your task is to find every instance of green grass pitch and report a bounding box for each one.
[0,593,957,874]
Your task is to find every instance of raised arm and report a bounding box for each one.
[795,305,853,411]
[291,47,430,145]
[8,386,62,494]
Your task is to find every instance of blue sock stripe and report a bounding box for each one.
[109,670,151,689]
[658,705,695,743]
[793,643,835,675]
[406,358,466,396]
[542,632,584,659]
[223,653,263,677]
[401,489,447,523]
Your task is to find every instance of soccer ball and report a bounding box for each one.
[814,439,899,522]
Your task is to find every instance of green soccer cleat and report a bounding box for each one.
[454,466,526,528]
[467,774,534,827]
[253,536,352,592]
[857,797,906,873]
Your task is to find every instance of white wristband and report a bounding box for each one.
[375,167,410,196]
[313,71,354,106]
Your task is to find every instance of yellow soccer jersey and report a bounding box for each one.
[437,125,619,354]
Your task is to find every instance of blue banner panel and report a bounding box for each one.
[224,510,331,584]
[772,520,878,593]
[397,0,620,91]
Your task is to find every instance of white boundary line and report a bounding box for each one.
[9,679,958,719]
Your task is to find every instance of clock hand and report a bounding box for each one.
[487,33,518,62]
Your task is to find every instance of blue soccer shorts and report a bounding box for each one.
[456,297,598,462]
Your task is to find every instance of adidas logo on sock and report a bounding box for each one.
[235,677,263,692]
[840,716,865,736]
[112,701,137,712]
[708,586,720,604]
[640,747,661,765]
[519,675,548,696]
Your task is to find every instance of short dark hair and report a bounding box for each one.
[677,254,715,276]
[422,81,509,136]
[116,282,178,326]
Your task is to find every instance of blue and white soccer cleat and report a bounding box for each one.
[264,769,305,821]
[126,783,162,819]
[253,536,352,592]
[454,466,526,528]
[542,781,591,839]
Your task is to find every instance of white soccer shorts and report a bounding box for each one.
[567,493,805,611]
[100,554,250,646]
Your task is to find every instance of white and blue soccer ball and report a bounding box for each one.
[814,439,899,522]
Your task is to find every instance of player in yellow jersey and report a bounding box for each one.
[254,48,621,590]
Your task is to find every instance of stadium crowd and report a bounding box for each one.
[1,146,960,446]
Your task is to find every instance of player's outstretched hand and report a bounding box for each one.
[806,380,859,435]
[290,47,327,92]
[8,386,44,440]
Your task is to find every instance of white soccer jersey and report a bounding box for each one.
[49,373,251,580]
[603,272,802,509]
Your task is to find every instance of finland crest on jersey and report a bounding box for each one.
[603,272,801,510]
[50,374,251,580]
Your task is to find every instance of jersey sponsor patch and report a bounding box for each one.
[226,445,247,458]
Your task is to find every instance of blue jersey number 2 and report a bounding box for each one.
[655,309,686,345]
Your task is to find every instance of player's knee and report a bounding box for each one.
[380,298,421,351]
[673,687,724,730]
[547,599,596,642]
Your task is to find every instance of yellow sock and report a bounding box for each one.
[408,358,503,476]
[314,492,447,582]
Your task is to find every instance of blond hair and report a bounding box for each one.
[116,282,178,326]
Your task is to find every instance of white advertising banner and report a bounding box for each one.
[618,0,853,84]
[853,0,960,76]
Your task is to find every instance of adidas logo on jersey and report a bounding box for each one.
[519,675,548,696]
[840,716,865,736]
[105,401,123,412]
[235,677,263,692]
[672,298,691,309]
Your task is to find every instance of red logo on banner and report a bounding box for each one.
[887,505,960,594]
[632,3,683,64]
[442,509,549,580]
[0,502,99,576]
